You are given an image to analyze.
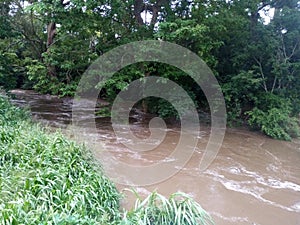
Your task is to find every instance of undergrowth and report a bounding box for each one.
[0,95,120,224]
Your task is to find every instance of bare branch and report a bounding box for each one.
[253,56,268,92]
[289,41,299,59]
[271,76,277,93]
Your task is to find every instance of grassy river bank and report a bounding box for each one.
[0,95,214,225]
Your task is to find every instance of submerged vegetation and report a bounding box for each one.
[0,95,214,224]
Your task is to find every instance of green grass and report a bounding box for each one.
[0,95,214,225]
[0,96,120,224]
[121,191,215,225]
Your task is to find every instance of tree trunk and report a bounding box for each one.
[45,0,70,77]
[46,22,57,77]
[150,0,166,26]
[134,0,145,25]
[47,22,56,48]
[134,0,166,26]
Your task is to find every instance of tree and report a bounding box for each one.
[218,0,300,139]
[0,0,299,139]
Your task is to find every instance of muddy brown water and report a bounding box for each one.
[9,89,300,225]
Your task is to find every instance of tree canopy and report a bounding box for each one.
[1,0,300,140]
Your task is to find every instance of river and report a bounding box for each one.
[10,89,300,225]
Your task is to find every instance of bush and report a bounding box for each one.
[222,70,262,125]
[246,93,300,140]
[26,60,79,97]
[0,52,21,90]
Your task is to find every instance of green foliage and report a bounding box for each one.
[0,95,121,224]
[222,70,262,123]
[148,98,178,119]
[26,59,79,96]
[26,60,49,91]
[96,106,111,117]
[0,52,19,90]
[1,0,300,140]
[0,1,13,39]
[0,95,29,125]
[98,64,143,101]
[246,93,300,140]
[100,62,200,120]
[0,1,44,91]
[121,191,215,225]
[156,19,221,68]
[145,95,198,120]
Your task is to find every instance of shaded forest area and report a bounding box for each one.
[1,0,300,140]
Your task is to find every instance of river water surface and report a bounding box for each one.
[10,89,300,225]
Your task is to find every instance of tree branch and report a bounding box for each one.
[134,0,145,25]
[254,56,268,92]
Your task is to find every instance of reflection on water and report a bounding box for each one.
[10,89,300,225]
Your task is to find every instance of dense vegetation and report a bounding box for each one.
[0,95,121,224]
[1,0,300,140]
[0,95,214,224]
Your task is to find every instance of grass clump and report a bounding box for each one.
[121,191,215,225]
[0,95,214,225]
[0,95,121,224]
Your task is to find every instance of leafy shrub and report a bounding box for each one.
[246,93,300,140]
[26,60,53,93]
[0,95,29,125]
[222,71,262,125]
[26,60,79,97]
[145,97,178,119]
[0,52,21,90]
